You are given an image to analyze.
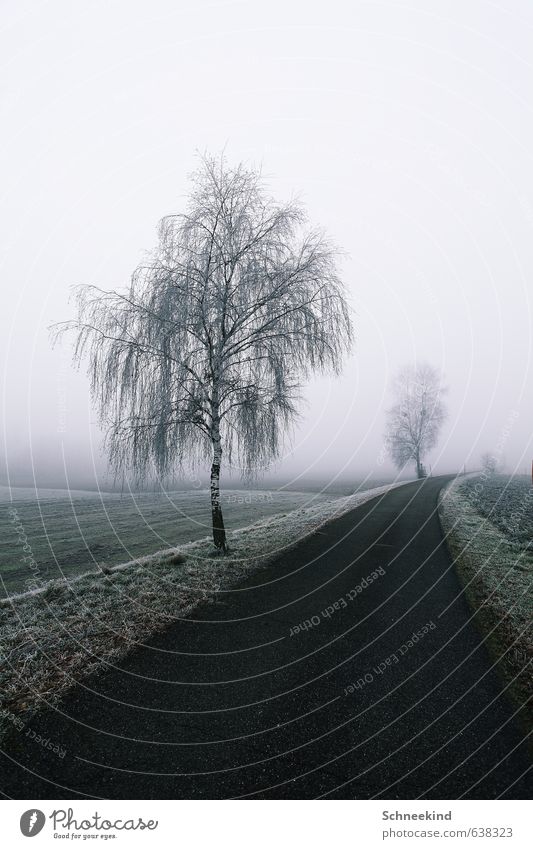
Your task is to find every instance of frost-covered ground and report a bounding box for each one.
[439,475,532,724]
[1,487,339,596]
[458,475,533,548]
[0,480,405,737]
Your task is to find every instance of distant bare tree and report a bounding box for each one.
[480,452,501,476]
[54,155,353,553]
[385,363,447,479]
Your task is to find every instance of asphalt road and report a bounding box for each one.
[1,476,531,799]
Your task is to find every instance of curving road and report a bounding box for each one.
[1,476,531,799]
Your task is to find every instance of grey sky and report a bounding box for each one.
[1,0,532,489]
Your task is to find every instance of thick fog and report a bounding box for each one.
[1,0,532,491]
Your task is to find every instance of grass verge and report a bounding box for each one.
[438,476,533,732]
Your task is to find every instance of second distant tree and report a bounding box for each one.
[385,363,447,479]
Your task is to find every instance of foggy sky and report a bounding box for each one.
[1,0,532,491]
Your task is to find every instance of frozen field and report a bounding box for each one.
[1,484,363,596]
[459,475,533,548]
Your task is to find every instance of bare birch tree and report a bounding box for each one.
[54,155,353,553]
[385,363,447,479]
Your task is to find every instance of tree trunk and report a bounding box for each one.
[210,437,228,554]
[415,450,423,479]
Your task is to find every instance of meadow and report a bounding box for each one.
[0,483,362,597]
[458,474,533,547]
